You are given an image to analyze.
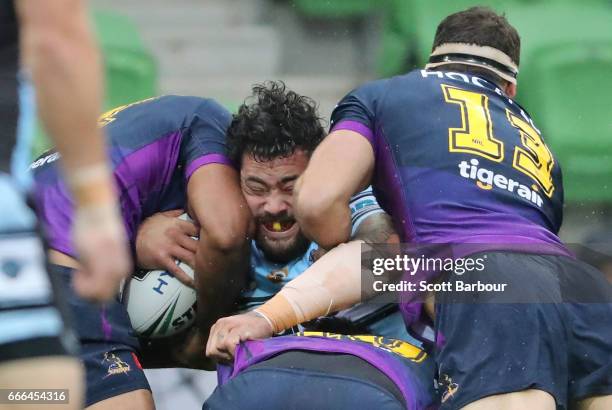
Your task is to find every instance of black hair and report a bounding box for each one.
[432,6,521,86]
[227,81,325,165]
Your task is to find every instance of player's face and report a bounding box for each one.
[241,149,311,263]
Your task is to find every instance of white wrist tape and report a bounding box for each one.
[66,163,112,188]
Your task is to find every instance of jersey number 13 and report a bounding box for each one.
[441,84,555,198]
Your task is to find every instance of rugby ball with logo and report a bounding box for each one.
[122,214,198,339]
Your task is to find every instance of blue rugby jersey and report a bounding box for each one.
[239,186,384,310]
[31,95,232,257]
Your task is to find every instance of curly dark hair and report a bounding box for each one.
[227,81,325,165]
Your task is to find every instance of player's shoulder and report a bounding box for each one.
[346,69,427,106]
[349,77,394,100]
[119,95,231,130]
[151,95,228,116]
[160,95,232,128]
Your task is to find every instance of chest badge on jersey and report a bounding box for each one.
[1,259,24,278]
[102,352,131,378]
[266,267,289,283]
[439,373,459,403]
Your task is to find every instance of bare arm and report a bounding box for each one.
[16,0,130,301]
[294,130,375,249]
[187,164,252,334]
[17,0,113,205]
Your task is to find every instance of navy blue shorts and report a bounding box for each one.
[204,351,426,410]
[434,251,612,409]
[51,264,150,407]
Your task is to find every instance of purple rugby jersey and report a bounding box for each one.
[217,333,437,410]
[30,95,233,256]
[330,69,572,327]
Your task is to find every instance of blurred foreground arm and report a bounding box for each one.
[16,0,131,301]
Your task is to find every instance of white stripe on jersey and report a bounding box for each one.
[349,186,385,236]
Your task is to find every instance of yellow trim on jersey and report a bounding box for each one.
[98,97,158,127]
[297,331,427,363]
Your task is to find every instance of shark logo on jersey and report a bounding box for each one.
[1,258,23,278]
[266,267,289,283]
[458,158,544,207]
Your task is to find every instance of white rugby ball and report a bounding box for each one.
[122,213,198,339]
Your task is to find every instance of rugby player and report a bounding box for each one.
[31,96,251,409]
[190,84,436,408]
[1,0,130,408]
[208,7,612,410]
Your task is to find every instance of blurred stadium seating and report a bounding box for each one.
[509,3,612,202]
[31,10,158,156]
[293,0,378,18]
[93,11,158,110]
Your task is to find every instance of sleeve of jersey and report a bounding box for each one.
[330,80,384,150]
[183,99,234,182]
[349,186,385,236]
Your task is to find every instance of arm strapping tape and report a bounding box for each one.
[255,241,363,333]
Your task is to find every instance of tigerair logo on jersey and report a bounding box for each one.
[458,158,544,207]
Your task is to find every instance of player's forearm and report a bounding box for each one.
[18,1,113,206]
[194,234,250,334]
[256,240,364,333]
[187,164,252,333]
[294,177,352,249]
[294,129,374,248]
